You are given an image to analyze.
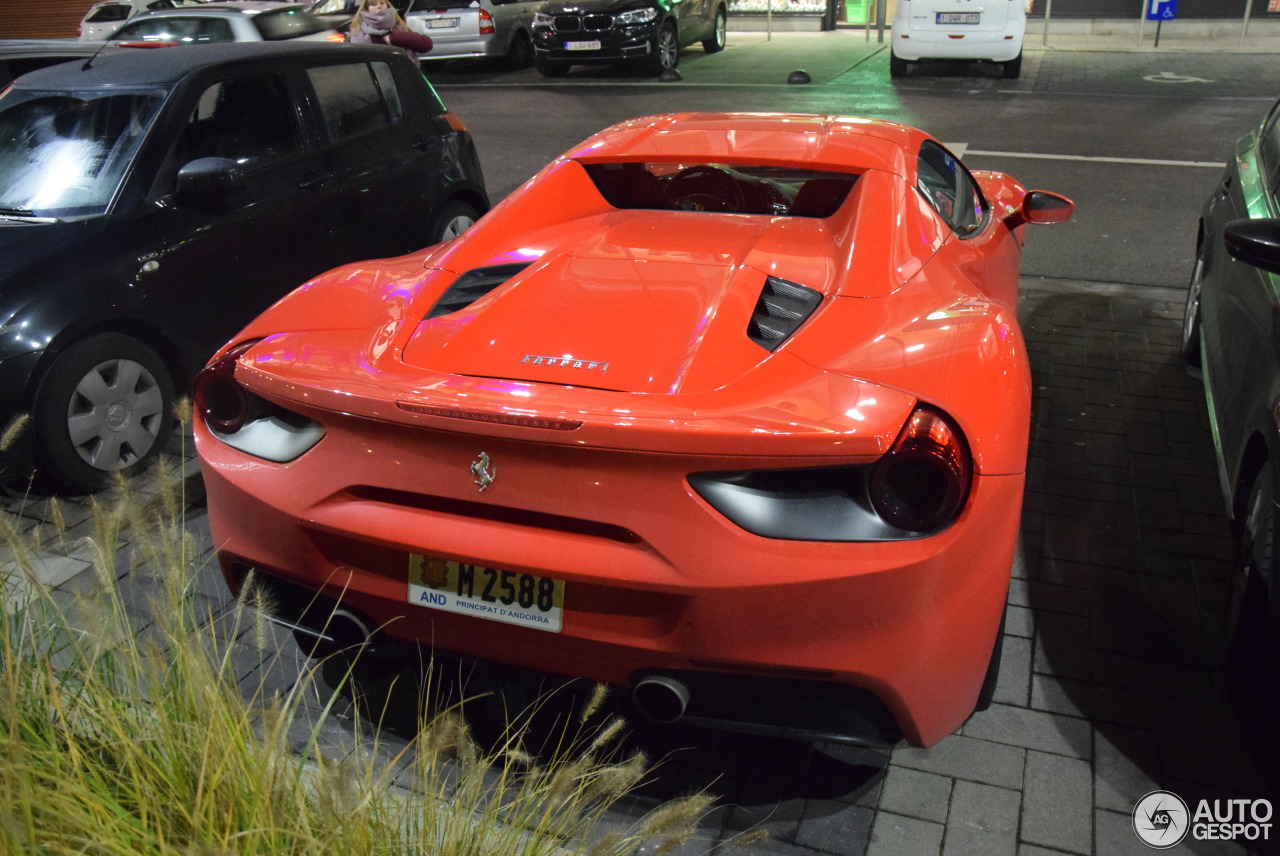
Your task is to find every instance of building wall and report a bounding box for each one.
[0,0,95,39]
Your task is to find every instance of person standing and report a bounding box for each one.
[348,0,433,62]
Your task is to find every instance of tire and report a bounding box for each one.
[534,59,570,77]
[502,31,532,70]
[1001,51,1022,79]
[702,7,726,53]
[431,199,480,243]
[32,333,175,493]
[647,21,678,75]
[1182,250,1205,371]
[1224,469,1278,679]
[889,51,909,78]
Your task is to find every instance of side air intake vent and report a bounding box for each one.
[425,262,531,320]
[747,276,823,351]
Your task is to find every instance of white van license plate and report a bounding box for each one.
[937,12,980,24]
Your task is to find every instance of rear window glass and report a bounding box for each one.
[253,9,331,39]
[406,0,481,12]
[112,16,235,42]
[584,162,857,218]
[86,4,133,23]
[307,61,401,142]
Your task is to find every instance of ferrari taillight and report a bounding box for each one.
[869,406,972,534]
[195,341,256,435]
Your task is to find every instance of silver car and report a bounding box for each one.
[107,2,343,44]
[79,0,201,40]
[403,0,541,68]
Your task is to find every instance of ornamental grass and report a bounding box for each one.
[0,411,712,856]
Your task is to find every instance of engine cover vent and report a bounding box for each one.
[425,262,531,320]
[747,276,822,351]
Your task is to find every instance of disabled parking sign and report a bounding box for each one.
[1146,0,1177,20]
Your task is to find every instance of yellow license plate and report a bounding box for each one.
[408,555,564,633]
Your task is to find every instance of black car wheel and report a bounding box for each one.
[647,21,678,75]
[1224,468,1278,677]
[535,59,571,77]
[1001,51,1022,79]
[431,200,480,243]
[889,51,909,78]
[503,31,533,69]
[703,7,726,53]
[33,333,175,492]
[1182,250,1205,371]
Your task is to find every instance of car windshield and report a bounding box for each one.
[0,88,165,217]
[585,162,858,217]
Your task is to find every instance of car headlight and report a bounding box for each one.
[534,11,553,26]
[689,405,973,541]
[615,7,658,25]
[195,340,324,463]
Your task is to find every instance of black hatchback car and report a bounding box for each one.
[0,42,488,492]
[1182,95,1280,675]
[531,0,726,76]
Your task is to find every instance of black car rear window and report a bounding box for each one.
[405,0,477,11]
[254,9,332,40]
[584,162,857,218]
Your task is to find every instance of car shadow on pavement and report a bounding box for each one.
[1017,281,1280,819]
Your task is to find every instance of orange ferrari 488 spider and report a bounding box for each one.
[195,113,1072,748]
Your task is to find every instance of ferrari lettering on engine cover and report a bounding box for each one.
[521,354,610,371]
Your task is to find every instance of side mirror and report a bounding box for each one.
[175,157,246,201]
[1224,218,1280,276]
[1019,190,1073,225]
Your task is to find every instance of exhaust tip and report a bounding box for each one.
[632,675,690,724]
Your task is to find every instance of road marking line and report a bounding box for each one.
[963,149,1226,168]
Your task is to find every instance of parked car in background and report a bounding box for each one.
[1182,96,1280,676]
[79,0,201,39]
[0,39,106,87]
[404,0,541,69]
[890,0,1025,79]
[0,41,487,492]
[194,112,1072,748]
[531,0,726,76]
[107,2,344,44]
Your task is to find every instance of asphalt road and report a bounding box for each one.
[424,34,1277,290]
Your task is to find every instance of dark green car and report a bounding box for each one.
[1182,95,1280,674]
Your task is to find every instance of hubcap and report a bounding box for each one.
[1182,256,1203,349]
[66,358,164,471]
[441,214,475,241]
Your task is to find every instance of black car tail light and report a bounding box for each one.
[195,340,257,434]
[868,405,972,534]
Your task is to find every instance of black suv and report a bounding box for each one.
[0,42,488,491]
[531,0,726,76]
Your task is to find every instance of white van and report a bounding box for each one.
[890,0,1026,79]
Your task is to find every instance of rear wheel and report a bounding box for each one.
[1001,51,1022,79]
[702,7,726,53]
[647,21,678,75]
[889,51,909,78]
[1224,469,1278,678]
[33,333,175,493]
[503,31,533,69]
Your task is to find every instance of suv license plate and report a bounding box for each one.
[408,554,564,633]
[427,17,459,28]
[566,40,601,50]
[937,12,980,23]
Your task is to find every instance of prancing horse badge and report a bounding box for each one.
[471,452,495,492]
